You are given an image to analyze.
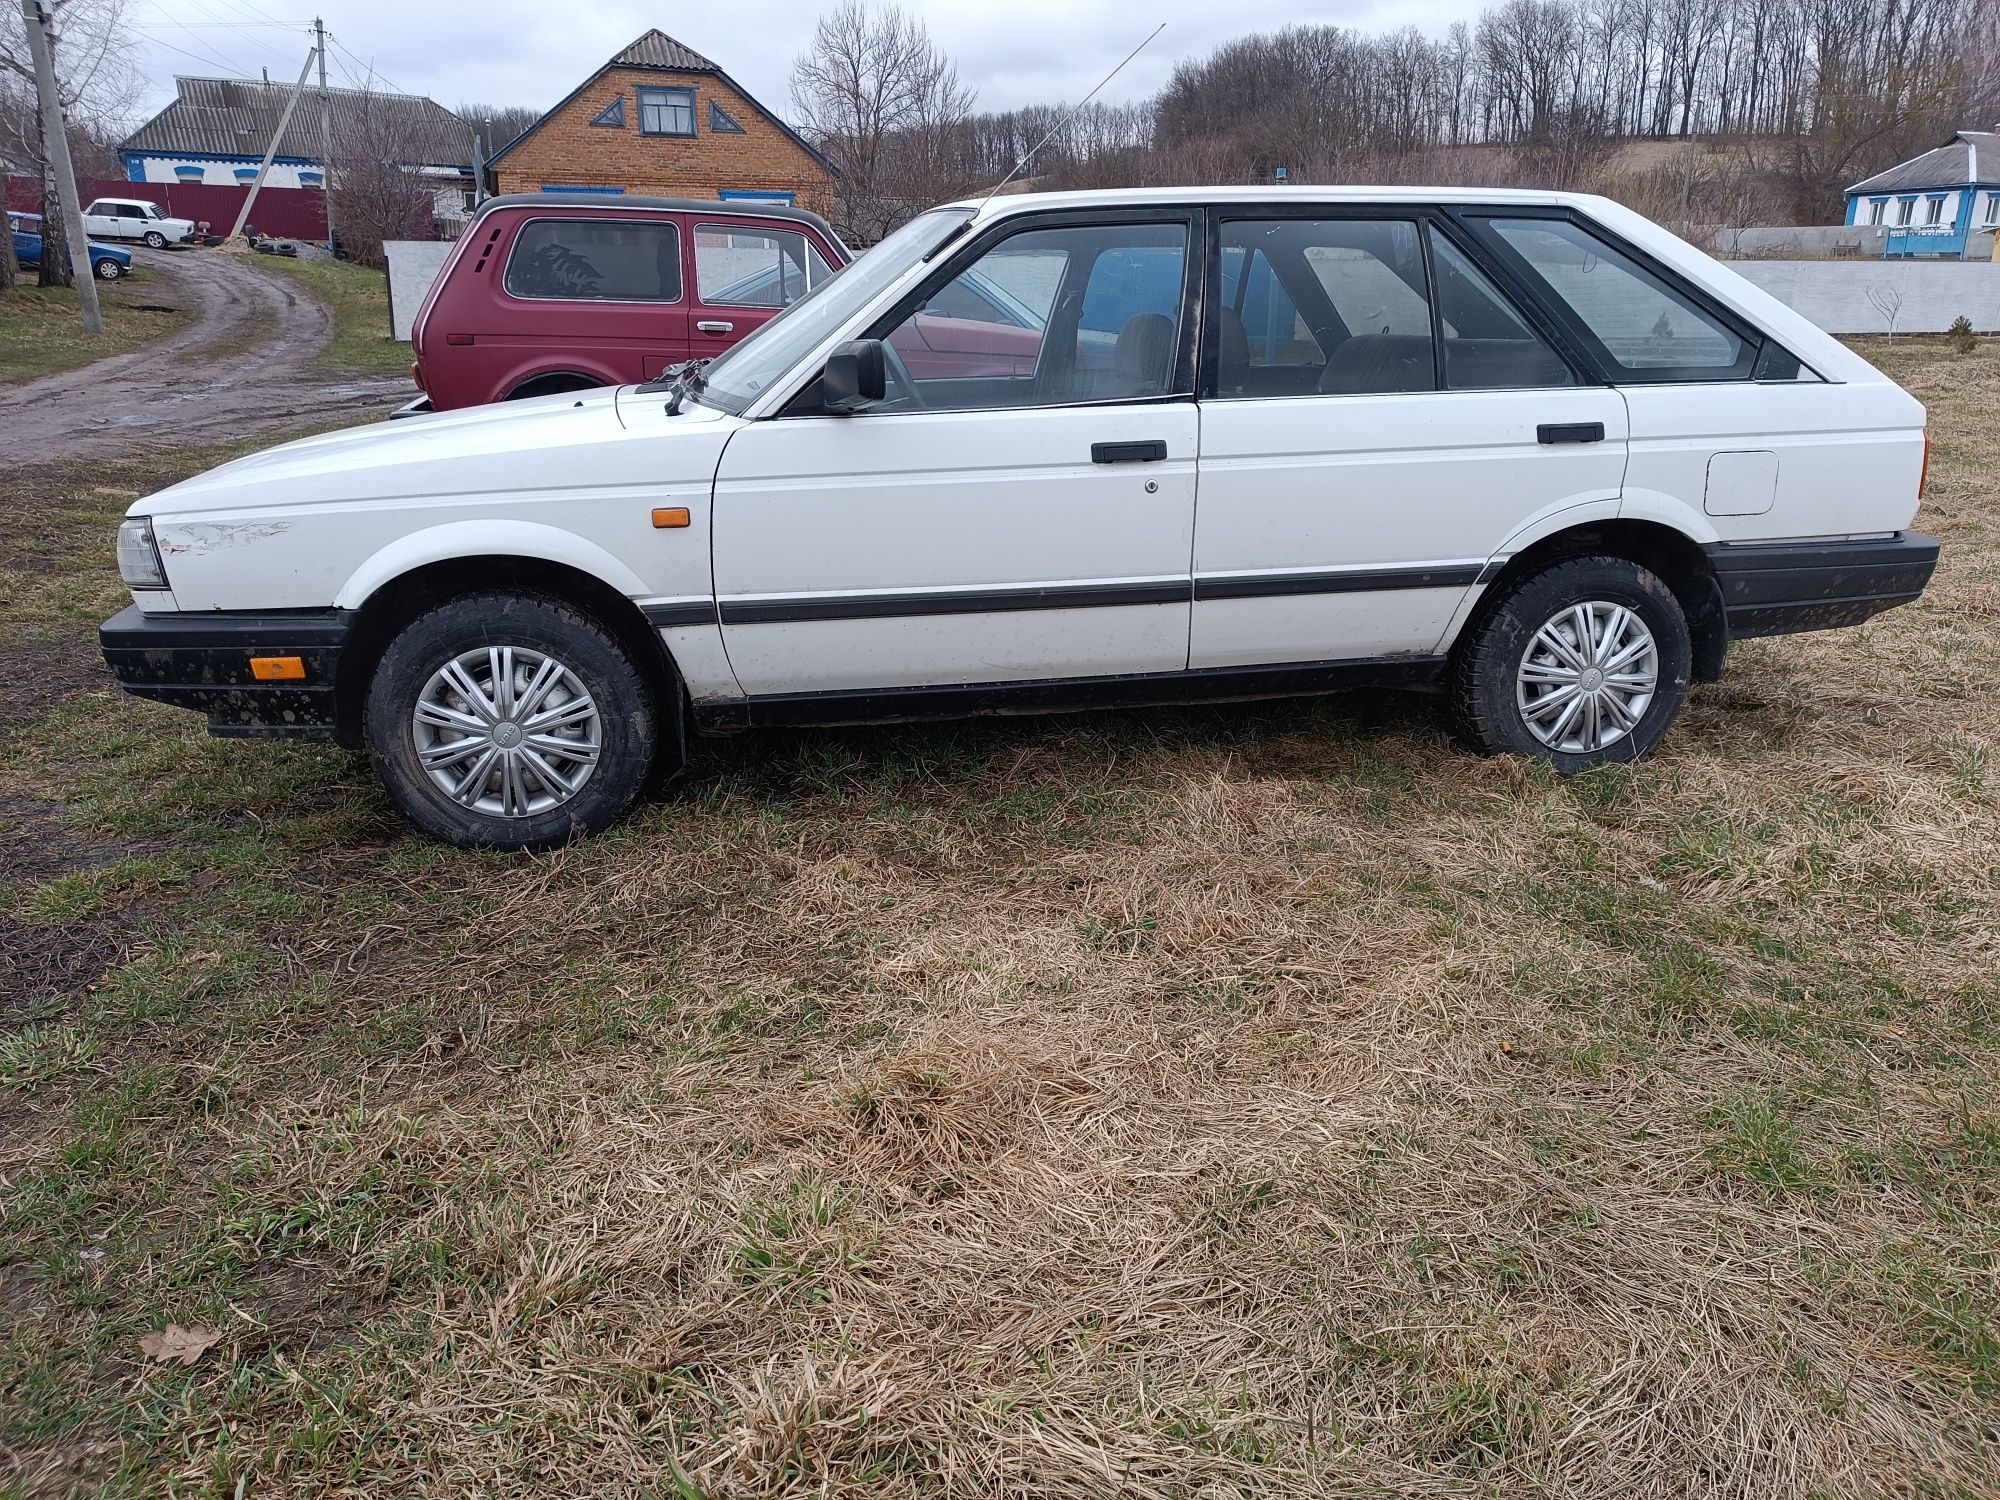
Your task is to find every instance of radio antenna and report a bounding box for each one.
[976,22,1165,216]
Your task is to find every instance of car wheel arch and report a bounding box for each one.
[505,370,611,401]
[1457,516,1728,685]
[331,542,686,755]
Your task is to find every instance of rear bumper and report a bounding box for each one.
[389,395,435,419]
[99,604,351,740]
[1707,532,1940,638]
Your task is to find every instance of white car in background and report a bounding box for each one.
[82,198,197,248]
[101,186,1937,850]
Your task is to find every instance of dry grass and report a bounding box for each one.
[2,337,1998,1498]
[0,270,192,386]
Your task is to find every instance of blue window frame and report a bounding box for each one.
[590,95,625,128]
[638,87,696,137]
[539,184,625,195]
[718,188,794,206]
[709,99,745,134]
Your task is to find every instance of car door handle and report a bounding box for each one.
[1091,440,1167,464]
[696,320,734,335]
[1538,422,1606,445]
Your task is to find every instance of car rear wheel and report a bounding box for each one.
[143,231,167,249]
[94,258,123,280]
[364,593,657,849]
[1449,555,1692,772]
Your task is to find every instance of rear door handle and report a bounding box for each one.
[1092,440,1167,464]
[1538,422,1606,445]
[696,320,734,335]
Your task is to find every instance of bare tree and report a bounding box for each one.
[790,0,975,242]
[327,89,441,269]
[456,101,540,155]
[2,0,138,287]
[1865,280,1904,338]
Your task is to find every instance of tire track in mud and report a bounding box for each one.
[0,247,411,460]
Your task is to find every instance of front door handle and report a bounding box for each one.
[696,320,735,335]
[1092,440,1167,464]
[1538,422,1606,445]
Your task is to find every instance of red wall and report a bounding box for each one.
[6,176,329,241]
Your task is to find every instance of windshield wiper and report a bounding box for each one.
[637,357,712,415]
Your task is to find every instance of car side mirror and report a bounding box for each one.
[821,339,886,414]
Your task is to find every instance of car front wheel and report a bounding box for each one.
[94,258,123,280]
[1449,555,1692,772]
[364,594,658,849]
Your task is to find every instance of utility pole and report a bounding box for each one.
[315,17,336,255]
[228,46,316,240]
[20,0,101,332]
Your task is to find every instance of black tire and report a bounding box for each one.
[94,258,123,280]
[506,374,601,401]
[143,231,167,249]
[1449,555,1692,772]
[364,593,658,850]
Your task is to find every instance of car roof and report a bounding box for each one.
[948,183,1591,226]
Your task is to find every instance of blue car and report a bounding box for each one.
[7,210,132,280]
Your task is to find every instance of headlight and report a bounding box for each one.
[117,517,167,589]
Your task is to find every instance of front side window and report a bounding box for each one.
[694,224,832,307]
[503,218,682,301]
[1217,218,1434,396]
[1478,215,1751,381]
[877,220,1189,412]
[638,87,696,137]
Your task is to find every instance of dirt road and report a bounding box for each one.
[0,247,410,460]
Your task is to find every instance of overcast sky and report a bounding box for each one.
[130,0,1487,126]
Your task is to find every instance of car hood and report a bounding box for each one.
[132,386,746,519]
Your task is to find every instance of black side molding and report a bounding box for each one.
[1706,532,1940,638]
[1092,440,1167,464]
[1537,422,1605,445]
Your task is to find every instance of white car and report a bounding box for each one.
[102,186,1938,849]
[82,197,197,248]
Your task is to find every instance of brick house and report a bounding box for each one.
[487,31,835,216]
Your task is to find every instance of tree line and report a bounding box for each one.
[794,0,2000,240]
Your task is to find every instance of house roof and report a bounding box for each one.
[121,76,473,169]
[1847,130,1999,194]
[486,29,836,177]
[611,29,721,71]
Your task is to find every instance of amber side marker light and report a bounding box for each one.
[1919,433,1931,499]
[652,507,691,529]
[249,655,307,682]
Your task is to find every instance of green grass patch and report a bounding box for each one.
[0,269,191,384]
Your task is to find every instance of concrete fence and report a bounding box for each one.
[384,240,455,341]
[1709,224,1889,258]
[1730,260,2000,334]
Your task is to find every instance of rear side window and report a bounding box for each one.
[503,219,682,302]
[1478,216,1751,380]
[1426,228,1574,390]
[694,224,833,307]
[1217,219,1436,397]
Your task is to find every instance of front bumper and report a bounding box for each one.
[99,604,351,739]
[1707,532,1941,638]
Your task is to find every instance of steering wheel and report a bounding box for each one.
[880,337,925,410]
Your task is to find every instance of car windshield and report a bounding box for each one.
[697,208,971,416]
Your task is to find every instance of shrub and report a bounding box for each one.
[1946,315,1978,354]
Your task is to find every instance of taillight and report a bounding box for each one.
[410,360,425,392]
[1919,432,1930,499]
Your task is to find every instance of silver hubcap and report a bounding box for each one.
[1516,601,1659,754]
[412,646,602,818]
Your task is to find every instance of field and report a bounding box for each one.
[0,270,192,386]
[2,338,1997,1498]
